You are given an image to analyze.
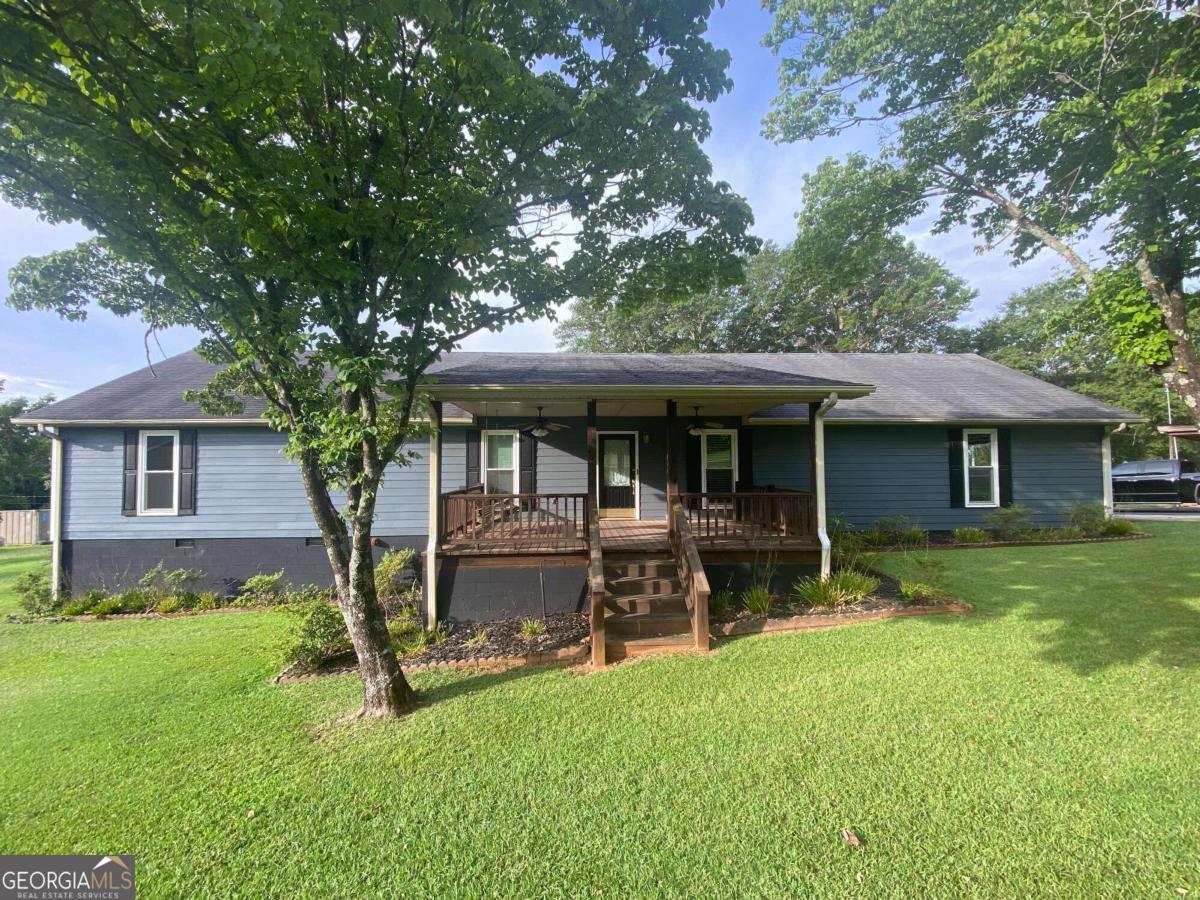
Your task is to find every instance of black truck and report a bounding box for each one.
[1111,458,1200,504]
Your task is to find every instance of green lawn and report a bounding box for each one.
[0,544,50,616]
[1,526,1198,897]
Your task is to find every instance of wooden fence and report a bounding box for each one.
[0,509,49,546]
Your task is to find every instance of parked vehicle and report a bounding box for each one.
[1111,458,1200,504]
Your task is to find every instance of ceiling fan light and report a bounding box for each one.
[687,423,702,436]
[531,425,550,437]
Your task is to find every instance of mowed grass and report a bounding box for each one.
[1,526,1198,897]
[0,544,49,616]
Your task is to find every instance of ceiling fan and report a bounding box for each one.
[687,406,724,436]
[516,407,571,438]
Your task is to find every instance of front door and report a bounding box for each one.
[598,433,637,518]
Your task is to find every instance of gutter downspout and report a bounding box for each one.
[41,426,64,599]
[1102,424,1125,519]
[815,393,837,579]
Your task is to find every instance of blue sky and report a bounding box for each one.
[0,0,1074,400]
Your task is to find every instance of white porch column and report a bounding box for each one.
[814,394,838,579]
[47,427,63,599]
[1102,426,1115,519]
[425,402,443,629]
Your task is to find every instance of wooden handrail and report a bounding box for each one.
[587,496,606,668]
[669,501,710,652]
[676,491,816,544]
[441,491,589,546]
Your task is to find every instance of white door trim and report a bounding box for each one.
[596,430,640,518]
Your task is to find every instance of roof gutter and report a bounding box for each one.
[423,383,875,402]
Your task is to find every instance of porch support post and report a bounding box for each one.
[46,427,63,600]
[425,400,443,629]
[665,400,677,505]
[586,400,598,517]
[812,394,838,579]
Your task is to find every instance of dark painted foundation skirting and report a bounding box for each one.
[704,563,820,599]
[62,536,426,595]
[435,557,587,624]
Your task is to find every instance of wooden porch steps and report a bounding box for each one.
[601,554,694,663]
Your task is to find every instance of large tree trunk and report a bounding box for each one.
[1136,253,1200,424]
[297,452,417,717]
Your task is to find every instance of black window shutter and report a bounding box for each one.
[947,428,965,508]
[518,431,537,494]
[122,430,139,516]
[685,432,702,494]
[179,429,197,515]
[465,429,481,487]
[998,428,1014,507]
[737,428,754,491]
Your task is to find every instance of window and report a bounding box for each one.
[963,429,999,508]
[701,430,737,494]
[483,431,518,494]
[138,430,179,515]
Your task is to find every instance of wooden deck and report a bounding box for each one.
[439,517,819,557]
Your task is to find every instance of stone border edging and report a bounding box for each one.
[273,638,591,684]
[869,533,1151,553]
[711,600,972,637]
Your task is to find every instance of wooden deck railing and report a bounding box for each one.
[441,490,589,546]
[587,497,606,668]
[676,490,816,544]
[669,501,710,652]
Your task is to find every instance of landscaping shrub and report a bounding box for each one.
[15,572,55,616]
[194,592,221,611]
[238,570,287,607]
[709,588,735,618]
[283,599,351,670]
[155,596,184,614]
[138,562,205,607]
[952,526,988,544]
[1102,517,1136,536]
[60,597,94,616]
[1067,501,1109,536]
[465,629,490,649]
[863,515,927,548]
[520,618,546,637]
[117,589,152,613]
[375,548,419,616]
[900,580,948,604]
[794,571,879,609]
[741,584,775,616]
[90,597,123,618]
[983,505,1034,539]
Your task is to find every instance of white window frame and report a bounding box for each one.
[482,429,519,495]
[700,429,739,494]
[137,429,180,516]
[963,428,1000,508]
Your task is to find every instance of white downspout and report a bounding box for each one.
[425,415,442,631]
[42,426,64,599]
[815,393,837,579]
[1102,424,1124,519]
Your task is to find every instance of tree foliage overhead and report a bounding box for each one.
[0,383,51,509]
[952,279,1176,462]
[558,155,973,352]
[0,0,754,715]
[765,0,1200,421]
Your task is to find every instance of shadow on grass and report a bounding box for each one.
[895,544,1200,676]
[414,660,573,706]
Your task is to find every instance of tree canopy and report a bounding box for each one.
[0,384,51,509]
[952,279,1175,462]
[0,0,754,715]
[558,155,973,352]
[766,0,1200,421]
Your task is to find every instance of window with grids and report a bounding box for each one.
[484,431,517,494]
[138,430,179,515]
[963,429,999,507]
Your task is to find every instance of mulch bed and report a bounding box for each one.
[709,572,971,637]
[274,612,590,683]
[911,531,1152,551]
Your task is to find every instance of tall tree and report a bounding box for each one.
[0,0,754,716]
[954,279,1174,462]
[0,383,51,509]
[766,0,1200,421]
[558,156,973,352]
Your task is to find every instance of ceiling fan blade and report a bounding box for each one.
[546,422,570,430]
[704,421,725,429]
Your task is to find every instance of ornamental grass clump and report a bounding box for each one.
[794,571,879,609]
[741,584,775,617]
[1067,501,1108,537]
[900,580,948,604]
[952,526,988,544]
[983,505,1034,540]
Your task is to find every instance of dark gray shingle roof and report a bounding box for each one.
[20,349,1140,425]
